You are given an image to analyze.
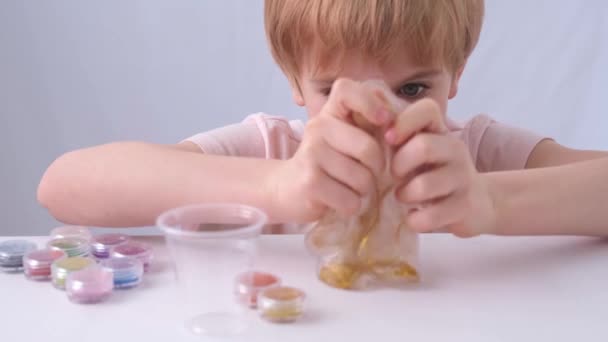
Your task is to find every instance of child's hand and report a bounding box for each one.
[271,79,394,223]
[385,99,497,237]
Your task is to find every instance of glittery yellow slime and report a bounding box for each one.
[310,111,420,290]
[319,263,360,289]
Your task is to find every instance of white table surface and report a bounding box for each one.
[1,234,607,342]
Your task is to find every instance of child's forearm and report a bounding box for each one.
[38,142,283,227]
[487,157,608,236]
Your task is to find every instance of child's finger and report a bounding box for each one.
[396,164,463,204]
[360,79,406,114]
[316,141,375,196]
[391,133,459,179]
[406,192,465,233]
[317,116,385,177]
[321,78,395,126]
[309,171,362,217]
[385,98,447,146]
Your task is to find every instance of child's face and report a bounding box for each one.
[292,45,462,119]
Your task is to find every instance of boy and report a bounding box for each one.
[38,0,608,237]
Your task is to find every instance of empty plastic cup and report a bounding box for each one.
[157,203,266,337]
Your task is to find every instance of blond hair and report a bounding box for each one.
[265,0,484,82]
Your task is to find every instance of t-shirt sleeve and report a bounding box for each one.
[182,113,304,160]
[451,114,550,172]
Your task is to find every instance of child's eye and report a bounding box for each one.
[398,83,428,98]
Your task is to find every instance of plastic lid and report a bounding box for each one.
[101,258,143,287]
[91,234,129,253]
[53,256,94,275]
[111,241,152,259]
[234,271,281,308]
[50,225,92,241]
[260,286,305,303]
[0,240,37,266]
[156,203,267,239]
[24,249,66,269]
[235,271,280,295]
[66,265,114,296]
[47,237,89,257]
[258,286,306,323]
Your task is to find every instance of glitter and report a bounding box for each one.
[52,256,95,290]
[258,286,305,323]
[111,241,153,272]
[90,234,129,259]
[0,240,37,273]
[23,249,67,280]
[234,271,281,308]
[101,258,143,289]
[66,265,113,304]
[318,263,361,289]
[47,237,89,258]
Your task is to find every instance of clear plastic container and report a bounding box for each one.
[66,265,113,304]
[24,249,67,280]
[51,256,95,290]
[47,237,90,258]
[101,257,144,289]
[111,241,153,272]
[258,286,306,323]
[157,203,266,337]
[90,234,129,259]
[0,240,37,273]
[50,225,92,242]
[234,271,281,308]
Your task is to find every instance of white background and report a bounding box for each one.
[1,0,607,235]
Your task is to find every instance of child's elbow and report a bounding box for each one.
[37,153,76,223]
[37,173,56,216]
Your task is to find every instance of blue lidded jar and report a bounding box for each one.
[101,257,144,289]
[0,240,37,273]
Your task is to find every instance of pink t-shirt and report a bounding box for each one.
[185,113,546,172]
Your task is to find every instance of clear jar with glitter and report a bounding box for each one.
[111,241,153,272]
[66,265,113,304]
[234,271,281,309]
[101,257,143,289]
[47,237,90,258]
[90,234,129,259]
[24,249,67,280]
[51,256,95,290]
[50,225,92,242]
[258,286,306,323]
[0,240,37,273]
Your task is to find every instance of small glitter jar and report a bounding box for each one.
[66,265,113,304]
[47,237,89,258]
[23,249,67,280]
[90,234,129,259]
[258,286,306,323]
[234,271,281,308]
[0,240,37,273]
[50,225,92,242]
[111,241,153,272]
[51,256,95,290]
[101,258,143,289]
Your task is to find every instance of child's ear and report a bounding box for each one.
[290,81,305,106]
[292,88,305,106]
[448,64,466,99]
